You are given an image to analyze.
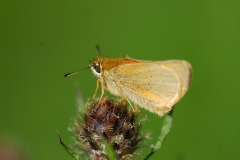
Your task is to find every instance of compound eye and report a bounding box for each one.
[94,64,101,73]
[90,63,101,78]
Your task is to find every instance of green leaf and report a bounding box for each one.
[144,109,173,159]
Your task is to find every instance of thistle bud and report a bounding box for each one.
[68,97,147,160]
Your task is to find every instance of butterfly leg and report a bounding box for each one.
[99,78,105,100]
[90,78,100,100]
[95,79,105,106]
[90,78,105,106]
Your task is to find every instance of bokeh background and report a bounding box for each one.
[1,1,240,160]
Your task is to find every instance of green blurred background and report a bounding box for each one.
[1,0,240,160]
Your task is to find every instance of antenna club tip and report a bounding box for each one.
[64,73,70,77]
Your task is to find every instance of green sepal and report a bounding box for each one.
[102,137,118,160]
[58,134,81,160]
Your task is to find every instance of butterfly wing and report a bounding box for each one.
[105,60,192,116]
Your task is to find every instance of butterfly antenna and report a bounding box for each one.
[64,65,93,77]
[96,45,101,56]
